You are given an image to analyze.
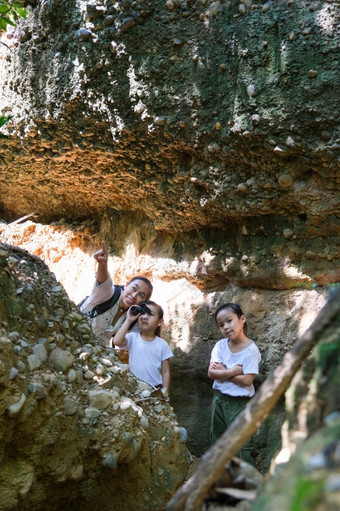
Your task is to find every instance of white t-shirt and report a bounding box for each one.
[125,331,173,387]
[210,338,261,397]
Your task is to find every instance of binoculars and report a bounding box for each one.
[130,303,152,315]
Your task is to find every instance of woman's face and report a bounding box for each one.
[120,279,150,309]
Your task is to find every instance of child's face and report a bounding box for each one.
[138,304,162,332]
[216,307,246,342]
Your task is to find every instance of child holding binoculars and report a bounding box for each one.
[114,301,173,390]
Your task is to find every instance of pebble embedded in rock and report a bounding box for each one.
[32,343,47,362]
[278,174,293,188]
[237,183,248,193]
[77,28,92,41]
[110,41,117,55]
[118,17,136,34]
[85,406,101,418]
[88,389,114,410]
[9,367,19,380]
[49,347,75,373]
[102,453,117,469]
[239,3,247,14]
[67,368,77,383]
[178,427,188,443]
[27,383,46,399]
[8,393,26,417]
[209,1,221,17]
[247,84,255,96]
[27,354,41,371]
[155,116,167,126]
[283,228,293,239]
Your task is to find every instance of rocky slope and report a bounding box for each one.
[0,241,189,511]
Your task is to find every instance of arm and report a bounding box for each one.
[94,241,109,284]
[161,359,171,389]
[112,319,129,348]
[208,362,243,381]
[112,308,138,348]
[229,373,255,387]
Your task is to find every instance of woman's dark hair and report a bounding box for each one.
[128,276,153,299]
[143,300,163,337]
[214,302,248,333]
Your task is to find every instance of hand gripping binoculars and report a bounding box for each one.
[130,303,152,315]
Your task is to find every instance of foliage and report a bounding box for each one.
[0,115,12,139]
[0,2,26,147]
[292,477,324,511]
[0,0,26,32]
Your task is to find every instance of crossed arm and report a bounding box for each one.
[208,362,255,388]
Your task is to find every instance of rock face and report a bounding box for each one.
[0,242,189,511]
[0,0,339,291]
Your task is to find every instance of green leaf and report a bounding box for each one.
[0,115,12,128]
[15,7,26,18]
[0,0,27,25]
[0,16,15,27]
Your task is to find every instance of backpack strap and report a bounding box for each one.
[77,295,89,309]
[85,285,123,319]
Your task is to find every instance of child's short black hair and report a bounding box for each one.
[214,302,248,333]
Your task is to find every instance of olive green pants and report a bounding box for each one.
[211,391,254,464]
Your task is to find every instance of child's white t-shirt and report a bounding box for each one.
[125,332,173,387]
[210,338,261,397]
